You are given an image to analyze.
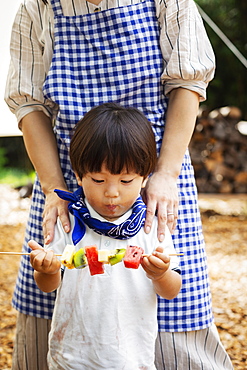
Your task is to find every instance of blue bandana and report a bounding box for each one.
[54,187,147,245]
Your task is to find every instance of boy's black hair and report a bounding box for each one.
[70,103,157,179]
[42,0,48,4]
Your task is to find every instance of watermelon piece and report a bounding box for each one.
[123,245,144,269]
[85,245,104,275]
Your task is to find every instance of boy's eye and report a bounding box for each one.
[92,178,104,183]
[121,179,133,184]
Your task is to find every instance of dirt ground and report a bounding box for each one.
[0,185,246,369]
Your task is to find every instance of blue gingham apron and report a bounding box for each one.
[12,0,213,332]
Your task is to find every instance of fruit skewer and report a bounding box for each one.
[0,251,184,257]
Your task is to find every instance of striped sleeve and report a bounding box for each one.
[156,0,215,101]
[4,1,57,125]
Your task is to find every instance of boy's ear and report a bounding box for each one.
[141,178,148,188]
[75,173,82,187]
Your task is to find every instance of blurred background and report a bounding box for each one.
[0,0,34,191]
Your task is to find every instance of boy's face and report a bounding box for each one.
[76,164,146,221]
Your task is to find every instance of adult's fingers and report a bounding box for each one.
[166,209,178,234]
[43,199,70,244]
[144,198,157,235]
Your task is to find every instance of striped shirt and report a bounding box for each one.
[5,0,215,126]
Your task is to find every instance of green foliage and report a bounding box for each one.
[0,147,7,168]
[0,137,34,176]
[195,0,247,119]
[0,139,35,187]
[0,168,35,188]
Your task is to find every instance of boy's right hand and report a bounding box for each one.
[28,240,61,275]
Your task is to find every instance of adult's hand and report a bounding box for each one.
[142,171,178,242]
[42,190,70,245]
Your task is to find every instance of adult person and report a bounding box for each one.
[5,0,233,369]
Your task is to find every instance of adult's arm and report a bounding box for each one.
[144,0,216,240]
[4,2,70,243]
[21,111,71,244]
[143,88,200,242]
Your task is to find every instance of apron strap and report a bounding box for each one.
[50,0,63,17]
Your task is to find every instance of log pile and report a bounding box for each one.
[189,106,247,193]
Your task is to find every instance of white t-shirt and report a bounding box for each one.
[46,202,180,370]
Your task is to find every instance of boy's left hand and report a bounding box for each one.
[141,246,170,281]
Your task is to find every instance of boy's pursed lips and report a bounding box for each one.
[105,204,118,211]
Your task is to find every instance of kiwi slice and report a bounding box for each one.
[108,248,126,266]
[74,248,87,269]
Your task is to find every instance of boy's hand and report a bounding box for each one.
[141,246,170,281]
[28,240,61,275]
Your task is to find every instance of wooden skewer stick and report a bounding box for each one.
[142,253,184,257]
[0,251,184,257]
[0,251,62,256]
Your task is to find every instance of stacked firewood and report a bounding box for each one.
[189,106,247,193]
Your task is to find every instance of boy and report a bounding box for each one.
[29,103,181,369]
